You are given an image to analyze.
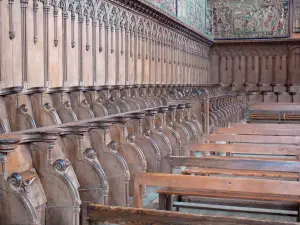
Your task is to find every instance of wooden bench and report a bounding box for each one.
[166,155,300,216]
[247,103,300,123]
[133,172,300,222]
[80,202,298,225]
[184,141,300,179]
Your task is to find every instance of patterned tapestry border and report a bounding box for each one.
[294,0,300,33]
[212,0,290,40]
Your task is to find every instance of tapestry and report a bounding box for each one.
[177,0,207,33]
[147,0,211,36]
[212,0,290,39]
[147,0,177,16]
[294,0,300,33]
[206,0,213,36]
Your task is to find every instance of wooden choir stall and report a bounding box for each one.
[0,0,300,224]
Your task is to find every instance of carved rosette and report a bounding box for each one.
[53,159,71,172]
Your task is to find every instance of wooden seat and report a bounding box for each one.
[181,167,298,179]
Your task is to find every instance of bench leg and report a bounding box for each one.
[298,204,300,222]
[159,194,167,210]
[166,195,173,211]
[176,195,182,211]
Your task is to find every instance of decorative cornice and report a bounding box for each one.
[106,0,214,46]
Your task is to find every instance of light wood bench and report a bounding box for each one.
[80,202,298,225]
[133,172,300,222]
[185,142,300,179]
[247,103,300,123]
[166,155,300,217]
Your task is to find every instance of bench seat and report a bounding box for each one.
[181,167,298,179]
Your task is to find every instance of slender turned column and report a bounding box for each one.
[47,87,78,123]
[67,86,95,120]
[98,85,121,115]
[176,104,198,143]
[88,120,130,206]
[167,104,190,156]
[147,84,163,106]
[110,116,147,196]
[204,96,210,134]
[120,85,140,111]
[140,84,156,108]
[185,103,203,143]
[144,109,172,173]
[129,112,161,173]
[131,84,148,109]
[0,138,46,225]
[59,125,109,205]
[157,106,182,156]
[110,85,131,112]
[30,131,81,225]
[82,86,108,117]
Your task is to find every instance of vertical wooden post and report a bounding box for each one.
[133,178,144,208]
[204,97,210,134]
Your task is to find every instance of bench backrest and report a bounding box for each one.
[168,156,300,173]
[249,103,300,111]
[204,134,300,145]
[188,143,300,156]
[230,123,300,129]
[216,127,300,136]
